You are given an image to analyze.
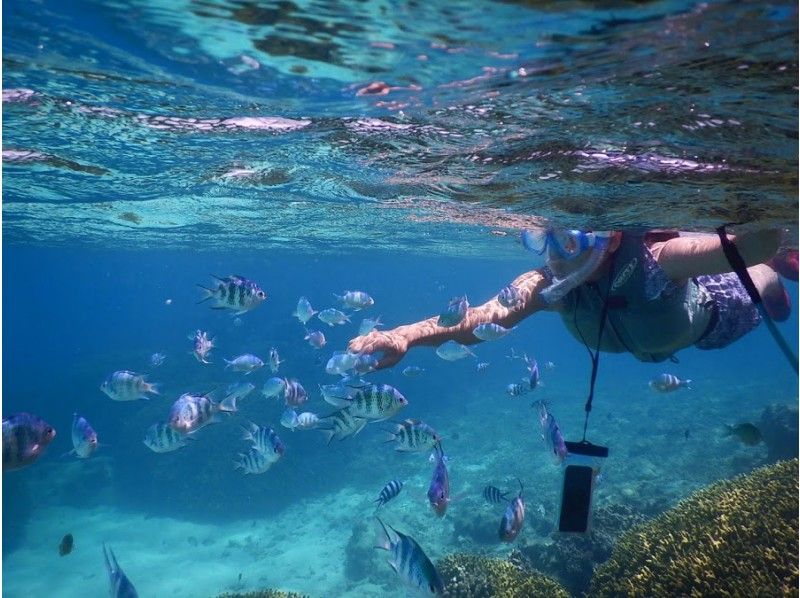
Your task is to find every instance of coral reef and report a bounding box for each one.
[437,553,569,598]
[215,591,307,598]
[759,403,799,463]
[589,459,799,597]
[510,503,648,596]
[343,518,385,584]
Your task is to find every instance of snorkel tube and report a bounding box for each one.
[521,229,614,304]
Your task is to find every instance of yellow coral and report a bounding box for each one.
[437,553,570,598]
[589,459,799,597]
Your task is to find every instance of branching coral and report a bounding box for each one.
[437,553,570,597]
[589,459,799,597]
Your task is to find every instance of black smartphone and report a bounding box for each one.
[557,464,594,534]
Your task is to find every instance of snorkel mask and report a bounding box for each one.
[521,229,614,304]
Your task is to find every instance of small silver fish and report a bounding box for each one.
[427,443,450,517]
[436,340,476,361]
[197,274,266,315]
[476,362,490,372]
[473,323,515,341]
[293,296,317,325]
[544,361,556,370]
[318,308,351,327]
[2,413,56,472]
[169,392,237,434]
[295,412,320,430]
[268,347,283,373]
[506,383,527,397]
[103,544,138,598]
[649,373,692,392]
[143,422,191,453]
[334,290,374,310]
[325,351,360,375]
[70,413,98,459]
[525,355,540,390]
[100,371,159,402]
[280,408,299,430]
[353,353,379,375]
[534,401,567,463]
[192,330,214,364]
[375,518,445,595]
[358,316,383,336]
[438,295,468,327]
[402,366,426,377]
[149,352,166,367]
[224,354,264,374]
[262,377,287,400]
[225,382,255,403]
[304,329,327,349]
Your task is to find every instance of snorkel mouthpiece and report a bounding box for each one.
[539,231,613,304]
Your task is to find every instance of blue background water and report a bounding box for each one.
[3,0,798,595]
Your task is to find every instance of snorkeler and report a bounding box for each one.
[348,228,796,369]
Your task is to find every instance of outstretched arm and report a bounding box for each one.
[650,229,781,281]
[348,268,552,369]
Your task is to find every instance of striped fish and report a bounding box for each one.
[506,382,527,397]
[499,480,525,542]
[143,422,191,453]
[168,392,237,434]
[476,362,490,372]
[197,274,266,315]
[534,401,567,464]
[324,384,407,421]
[235,447,274,475]
[283,379,308,407]
[375,518,445,595]
[438,295,468,327]
[241,422,285,460]
[385,419,440,452]
[2,413,56,472]
[319,409,368,444]
[374,480,404,508]
[334,290,374,310]
[102,544,138,598]
[100,370,159,402]
[649,373,691,392]
[498,284,522,308]
[482,485,509,505]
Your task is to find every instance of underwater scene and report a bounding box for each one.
[3,0,798,597]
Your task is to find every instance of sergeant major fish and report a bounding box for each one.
[103,544,138,597]
[498,284,522,309]
[143,422,191,453]
[437,295,468,327]
[402,366,426,377]
[325,351,360,375]
[69,413,98,459]
[325,383,408,422]
[2,413,56,472]
[375,518,445,595]
[649,373,692,392]
[100,370,159,402]
[506,383,527,397]
[149,352,166,367]
[241,422,285,460]
[334,290,374,311]
[280,409,320,431]
[197,274,266,315]
[224,354,264,374]
[374,480,404,509]
[483,485,509,505]
[499,480,525,542]
[292,296,317,325]
[427,443,450,518]
[318,409,368,444]
[169,392,238,434]
[384,419,440,452]
[283,379,308,407]
[192,330,214,364]
[235,447,275,475]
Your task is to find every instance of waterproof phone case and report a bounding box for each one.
[557,440,608,534]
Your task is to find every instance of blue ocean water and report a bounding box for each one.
[3,0,798,596]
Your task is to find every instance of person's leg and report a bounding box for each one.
[749,263,791,322]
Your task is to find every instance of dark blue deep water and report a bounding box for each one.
[3,0,798,596]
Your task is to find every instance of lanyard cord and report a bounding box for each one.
[716,225,798,374]
[573,252,617,442]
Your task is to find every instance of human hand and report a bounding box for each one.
[347,330,409,370]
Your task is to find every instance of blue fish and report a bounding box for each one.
[103,544,138,597]
[427,443,450,517]
[534,401,567,464]
[375,518,445,595]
